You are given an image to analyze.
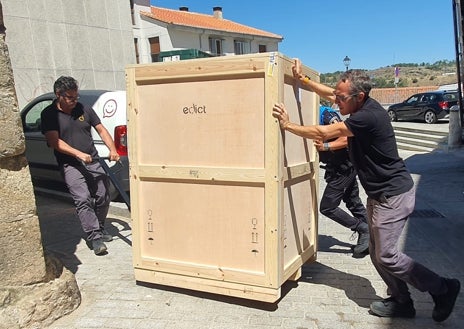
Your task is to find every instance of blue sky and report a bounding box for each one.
[149,1,456,73]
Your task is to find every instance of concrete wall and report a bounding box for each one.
[2,0,136,108]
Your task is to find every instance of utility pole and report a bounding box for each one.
[452,0,464,126]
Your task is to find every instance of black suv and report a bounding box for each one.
[387,90,458,124]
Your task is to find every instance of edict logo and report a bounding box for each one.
[182,104,206,114]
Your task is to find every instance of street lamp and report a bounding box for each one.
[343,56,351,71]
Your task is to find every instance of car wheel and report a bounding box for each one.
[424,110,437,124]
[387,110,397,122]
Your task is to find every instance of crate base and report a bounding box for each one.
[135,268,293,303]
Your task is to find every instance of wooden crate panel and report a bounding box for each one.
[136,181,266,274]
[283,178,316,265]
[282,78,318,166]
[135,78,264,168]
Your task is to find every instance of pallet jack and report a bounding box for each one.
[80,157,131,211]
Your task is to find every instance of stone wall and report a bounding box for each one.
[0,3,80,328]
[0,3,46,286]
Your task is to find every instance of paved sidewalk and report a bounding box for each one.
[38,147,464,329]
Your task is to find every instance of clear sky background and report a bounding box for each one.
[149,0,456,74]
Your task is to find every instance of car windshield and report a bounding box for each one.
[406,95,419,104]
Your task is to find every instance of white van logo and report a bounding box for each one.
[103,99,117,118]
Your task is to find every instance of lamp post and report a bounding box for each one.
[343,56,351,71]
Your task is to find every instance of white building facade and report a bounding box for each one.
[132,1,282,64]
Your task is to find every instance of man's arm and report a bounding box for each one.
[326,136,348,150]
[94,123,120,161]
[292,58,336,103]
[314,136,348,152]
[44,130,93,163]
[272,103,353,140]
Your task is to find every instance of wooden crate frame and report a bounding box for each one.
[125,52,319,302]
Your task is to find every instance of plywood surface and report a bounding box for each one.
[126,52,320,302]
[135,78,265,168]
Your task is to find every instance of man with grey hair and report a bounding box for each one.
[272,59,460,322]
[41,76,120,255]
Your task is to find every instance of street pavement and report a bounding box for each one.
[38,123,463,329]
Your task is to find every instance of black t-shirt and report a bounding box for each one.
[41,100,101,165]
[344,97,413,199]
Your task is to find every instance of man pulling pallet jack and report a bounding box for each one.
[41,76,129,255]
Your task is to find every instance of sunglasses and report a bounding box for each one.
[334,93,358,102]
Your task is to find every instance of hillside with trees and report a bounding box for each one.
[320,60,458,88]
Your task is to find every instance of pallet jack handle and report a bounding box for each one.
[80,157,131,211]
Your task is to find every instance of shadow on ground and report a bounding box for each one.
[35,193,131,273]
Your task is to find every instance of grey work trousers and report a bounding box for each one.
[61,161,110,240]
[366,187,446,302]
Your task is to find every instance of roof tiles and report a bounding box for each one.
[141,6,282,40]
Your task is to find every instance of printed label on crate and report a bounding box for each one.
[267,52,277,76]
[182,103,207,114]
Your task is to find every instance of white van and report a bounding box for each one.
[20,90,129,201]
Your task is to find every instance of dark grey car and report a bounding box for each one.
[387,90,458,124]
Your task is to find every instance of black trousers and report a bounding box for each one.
[319,165,368,230]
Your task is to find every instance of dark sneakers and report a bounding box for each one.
[87,229,112,245]
[92,238,107,255]
[352,231,369,258]
[101,229,113,242]
[352,222,370,258]
[370,297,416,318]
[431,278,461,322]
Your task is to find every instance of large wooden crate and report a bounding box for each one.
[125,52,320,302]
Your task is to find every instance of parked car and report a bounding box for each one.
[20,90,129,201]
[387,90,459,124]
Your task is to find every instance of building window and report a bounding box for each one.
[130,0,135,25]
[209,38,223,56]
[149,37,160,62]
[258,44,267,53]
[134,38,139,64]
[234,40,250,55]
